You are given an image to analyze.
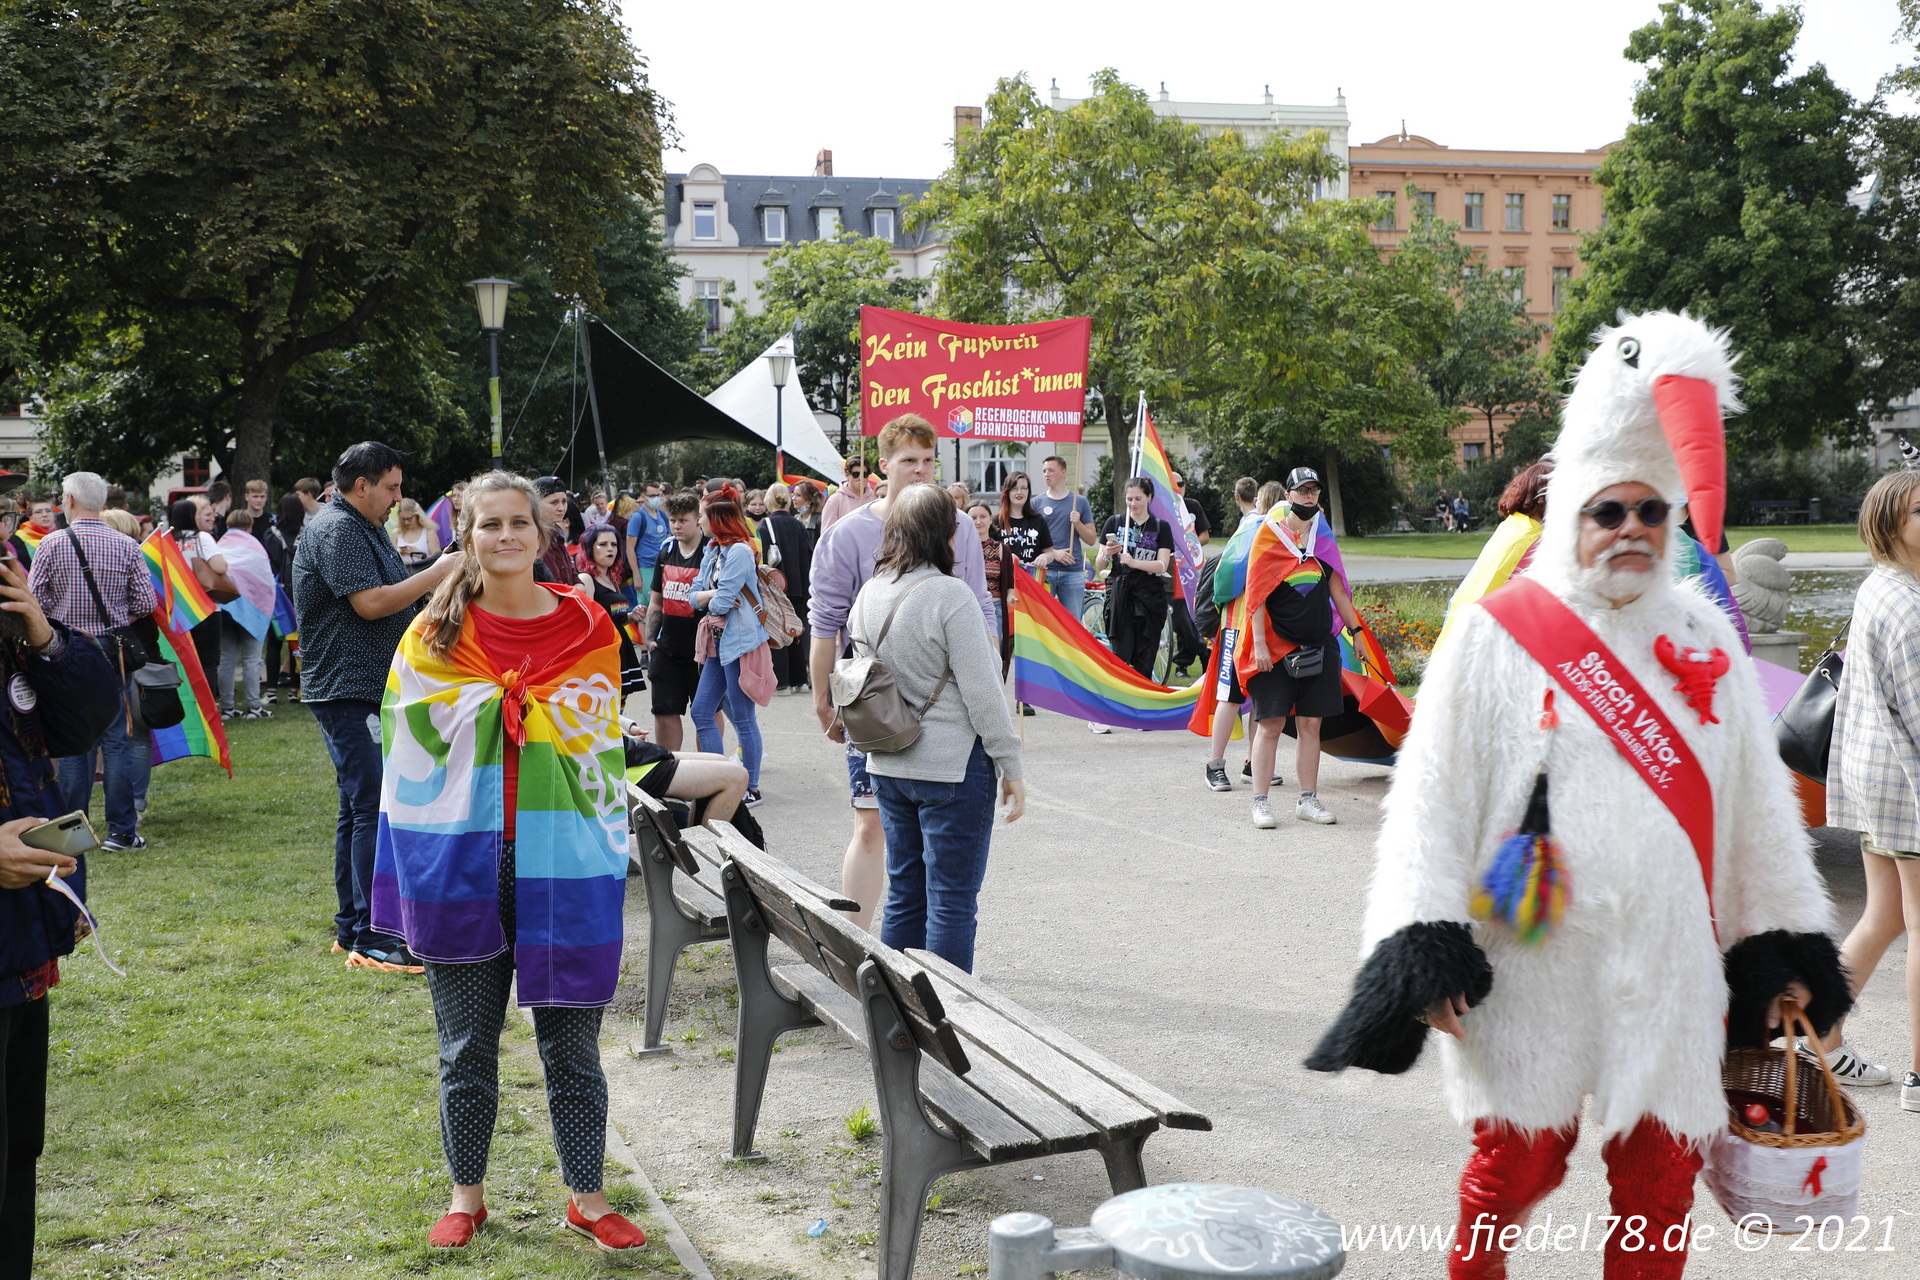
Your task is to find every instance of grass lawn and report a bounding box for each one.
[1345,524,1866,558]
[37,705,682,1279]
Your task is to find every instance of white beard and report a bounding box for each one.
[1568,537,1663,606]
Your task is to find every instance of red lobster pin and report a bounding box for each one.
[1653,635,1730,726]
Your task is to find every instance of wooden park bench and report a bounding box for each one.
[711,824,1211,1280]
[626,785,855,1054]
[1750,499,1810,525]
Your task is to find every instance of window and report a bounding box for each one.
[965,442,1023,494]
[1415,190,1436,219]
[817,207,841,239]
[1504,192,1525,231]
[762,207,785,242]
[692,203,717,240]
[694,280,721,334]
[872,208,895,242]
[1552,266,1572,312]
[183,456,211,487]
[1502,266,1524,306]
[1551,194,1572,231]
[1463,192,1484,230]
[1462,441,1486,464]
[1374,191,1397,231]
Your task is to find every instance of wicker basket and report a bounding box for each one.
[1703,1000,1866,1231]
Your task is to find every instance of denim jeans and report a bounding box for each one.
[873,740,996,972]
[216,615,264,713]
[691,657,762,788]
[308,698,396,954]
[54,681,147,843]
[1045,564,1086,626]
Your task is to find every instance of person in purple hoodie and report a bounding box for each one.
[807,415,993,930]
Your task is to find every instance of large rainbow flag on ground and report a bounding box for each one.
[1132,400,1202,605]
[371,591,628,1006]
[141,531,231,773]
[1010,564,1202,730]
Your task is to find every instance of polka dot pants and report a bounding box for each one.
[422,844,607,1192]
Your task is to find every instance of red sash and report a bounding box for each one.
[1480,578,1716,926]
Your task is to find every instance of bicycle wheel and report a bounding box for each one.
[1081,592,1108,641]
[1150,611,1176,685]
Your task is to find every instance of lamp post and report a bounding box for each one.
[766,347,793,472]
[468,278,518,464]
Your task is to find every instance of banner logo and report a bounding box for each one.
[949,407,975,436]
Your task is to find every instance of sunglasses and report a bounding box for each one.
[1580,496,1670,530]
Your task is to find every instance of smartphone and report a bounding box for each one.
[22,811,100,857]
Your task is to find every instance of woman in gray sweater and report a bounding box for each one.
[852,482,1025,971]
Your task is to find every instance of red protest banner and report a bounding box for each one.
[858,306,1091,442]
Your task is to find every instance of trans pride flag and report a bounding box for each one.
[371,588,628,1007]
[1010,564,1202,730]
[140,531,231,773]
[215,528,277,641]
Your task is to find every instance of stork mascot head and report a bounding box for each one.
[1535,310,1740,609]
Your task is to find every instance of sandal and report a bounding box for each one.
[429,1207,487,1248]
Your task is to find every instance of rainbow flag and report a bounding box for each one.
[271,582,299,643]
[1132,402,1202,604]
[371,588,628,1006]
[142,531,218,631]
[1010,564,1202,730]
[426,494,455,547]
[148,624,231,773]
[16,522,52,556]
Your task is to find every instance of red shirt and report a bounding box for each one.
[467,586,601,838]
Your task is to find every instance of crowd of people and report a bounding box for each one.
[10,320,1920,1271]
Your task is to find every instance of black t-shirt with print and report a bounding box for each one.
[993,511,1054,565]
[649,539,707,661]
[1100,514,1173,596]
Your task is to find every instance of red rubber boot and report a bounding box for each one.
[1600,1118,1704,1279]
[1450,1119,1580,1279]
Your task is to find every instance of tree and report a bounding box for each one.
[919,72,1457,520]
[0,0,664,483]
[1549,0,1868,452]
[706,236,926,449]
[1855,1,1920,410]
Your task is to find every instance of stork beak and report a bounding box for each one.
[1652,374,1726,550]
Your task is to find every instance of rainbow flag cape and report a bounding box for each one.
[1671,531,1751,653]
[215,528,277,642]
[371,588,628,1006]
[1010,564,1202,729]
[16,522,52,556]
[1433,513,1542,657]
[140,532,230,773]
[1213,507,1349,610]
[142,531,218,631]
[426,494,455,547]
[1132,402,1202,604]
[271,582,299,642]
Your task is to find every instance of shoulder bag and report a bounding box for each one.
[69,534,187,731]
[68,533,149,673]
[829,576,952,753]
[185,534,240,603]
[1775,620,1848,786]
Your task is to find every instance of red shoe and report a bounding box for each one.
[566,1200,647,1251]
[428,1207,487,1248]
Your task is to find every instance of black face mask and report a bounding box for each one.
[1290,501,1319,522]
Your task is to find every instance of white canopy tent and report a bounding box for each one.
[704,336,845,481]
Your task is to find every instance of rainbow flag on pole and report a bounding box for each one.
[1132,400,1202,605]
[1009,564,1202,730]
[426,494,455,547]
[141,531,231,773]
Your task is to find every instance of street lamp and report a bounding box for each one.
[766,347,793,471]
[468,278,518,464]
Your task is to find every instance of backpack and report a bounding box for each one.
[1193,555,1223,640]
[829,576,951,753]
[747,564,804,649]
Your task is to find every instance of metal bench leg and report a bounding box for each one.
[1097,1132,1149,1194]
[858,960,986,1280]
[634,836,703,1055]
[724,870,818,1162]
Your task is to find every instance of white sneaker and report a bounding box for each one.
[1903,1071,1920,1112]
[1830,1040,1895,1086]
[1296,794,1336,825]
[1251,796,1278,829]
[1087,721,1111,735]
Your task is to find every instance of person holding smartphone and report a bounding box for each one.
[0,552,120,1276]
[1094,477,1174,688]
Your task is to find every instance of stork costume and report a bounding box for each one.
[1307,313,1851,1278]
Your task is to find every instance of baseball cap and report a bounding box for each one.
[1285,466,1322,491]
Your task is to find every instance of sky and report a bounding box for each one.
[619,0,1915,180]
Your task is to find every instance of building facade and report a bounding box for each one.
[1349,130,1610,464]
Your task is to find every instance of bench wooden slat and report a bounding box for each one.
[630,786,700,876]
[708,820,861,911]
[671,874,727,932]
[952,1051,1114,1154]
[771,965,1048,1162]
[678,825,731,873]
[909,949,1213,1132]
[938,988,1159,1136]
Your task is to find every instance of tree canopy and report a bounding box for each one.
[0,0,665,483]
[1549,0,1868,452]
[1854,0,1920,410]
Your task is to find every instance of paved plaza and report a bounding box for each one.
[601,692,1917,1279]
